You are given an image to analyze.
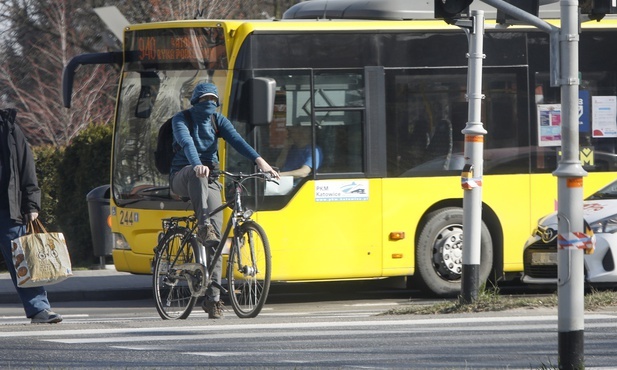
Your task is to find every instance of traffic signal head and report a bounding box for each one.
[434,0,474,23]
[581,0,617,21]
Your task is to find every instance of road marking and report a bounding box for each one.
[345,302,399,307]
[0,314,89,320]
[0,314,615,338]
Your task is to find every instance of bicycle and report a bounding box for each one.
[152,170,275,320]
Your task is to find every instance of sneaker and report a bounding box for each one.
[31,309,63,324]
[202,299,224,319]
[198,224,220,248]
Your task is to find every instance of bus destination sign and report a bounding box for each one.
[125,27,227,71]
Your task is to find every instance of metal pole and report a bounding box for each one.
[554,1,587,368]
[460,10,486,304]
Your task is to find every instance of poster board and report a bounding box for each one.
[592,96,617,138]
[537,104,561,147]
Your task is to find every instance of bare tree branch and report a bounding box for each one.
[0,0,116,146]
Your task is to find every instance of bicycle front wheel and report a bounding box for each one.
[227,221,271,318]
[153,227,199,320]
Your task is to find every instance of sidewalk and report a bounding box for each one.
[0,266,152,303]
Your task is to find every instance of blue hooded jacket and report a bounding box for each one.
[170,83,260,175]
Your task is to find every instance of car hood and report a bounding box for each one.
[539,199,617,228]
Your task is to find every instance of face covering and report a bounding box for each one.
[196,100,218,115]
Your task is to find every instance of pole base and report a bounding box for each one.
[460,264,479,304]
[558,330,584,370]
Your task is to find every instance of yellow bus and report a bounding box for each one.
[63,2,617,297]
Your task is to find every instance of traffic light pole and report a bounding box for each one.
[459,10,486,304]
[479,1,586,368]
[554,1,587,368]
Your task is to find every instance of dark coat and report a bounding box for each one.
[0,109,41,223]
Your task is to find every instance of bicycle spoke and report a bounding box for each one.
[227,221,271,318]
[153,228,198,320]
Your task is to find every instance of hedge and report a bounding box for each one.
[33,124,112,267]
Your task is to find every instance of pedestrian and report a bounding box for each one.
[0,108,62,324]
[169,82,279,319]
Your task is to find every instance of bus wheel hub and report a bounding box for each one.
[433,226,463,280]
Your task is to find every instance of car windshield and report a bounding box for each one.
[587,180,617,200]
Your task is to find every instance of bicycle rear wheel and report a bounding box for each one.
[153,227,199,320]
[227,221,271,318]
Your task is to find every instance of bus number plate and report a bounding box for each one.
[119,210,138,226]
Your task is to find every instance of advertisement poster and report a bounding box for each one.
[537,104,561,147]
[579,90,590,132]
[315,180,369,202]
[592,96,617,138]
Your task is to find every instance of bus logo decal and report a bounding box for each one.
[315,180,369,202]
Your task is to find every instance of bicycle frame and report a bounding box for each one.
[197,172,260,294]
[153,170,274,319]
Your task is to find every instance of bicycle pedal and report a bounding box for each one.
[212,280,228,294]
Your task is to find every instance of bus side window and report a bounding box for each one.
[316,125,338,173]
[425,118,453,169]
[345,124,363,172]
[317,124,363,174]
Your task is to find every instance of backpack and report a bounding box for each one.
[154,111,218,175]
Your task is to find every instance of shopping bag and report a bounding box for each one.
[11,219,73,287]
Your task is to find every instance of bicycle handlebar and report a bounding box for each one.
[216,170,278,184]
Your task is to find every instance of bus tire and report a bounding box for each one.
[414,207,493,297]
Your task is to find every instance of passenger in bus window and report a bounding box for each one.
[168,82,279,319]
[276,125,323,178]
[425,118,453,169]
[402,117,431,169]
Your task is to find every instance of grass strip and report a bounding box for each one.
[381,287,617,315]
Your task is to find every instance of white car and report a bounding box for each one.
[522,179,617,284]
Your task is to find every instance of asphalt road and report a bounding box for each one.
[1,277,616,369]
[1,299,617,369]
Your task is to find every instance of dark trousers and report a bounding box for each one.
[170,166,223,301]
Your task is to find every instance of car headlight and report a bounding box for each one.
[589,215,617,234]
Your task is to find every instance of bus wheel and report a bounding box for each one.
[414,207,493,297]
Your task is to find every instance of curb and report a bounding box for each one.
[0,269,153,303]
[0,288,153,304]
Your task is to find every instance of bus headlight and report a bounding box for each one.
[112,232,131,250]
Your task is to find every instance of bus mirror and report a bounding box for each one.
[62,52,122,108]
[135,72,160,119]
[135,86,155,118]
[248,77,276,126]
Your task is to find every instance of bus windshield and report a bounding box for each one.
[112,27,228,207]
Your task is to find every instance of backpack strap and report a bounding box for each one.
[210,113,219,137]
[182,110,194,135]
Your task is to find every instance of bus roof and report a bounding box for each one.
[282,0,563,20]
[123,13,617,36]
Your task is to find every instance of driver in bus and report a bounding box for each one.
[169,82,279,319]
[276,125,322,178]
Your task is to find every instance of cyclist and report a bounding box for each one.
[169,82,279,319]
